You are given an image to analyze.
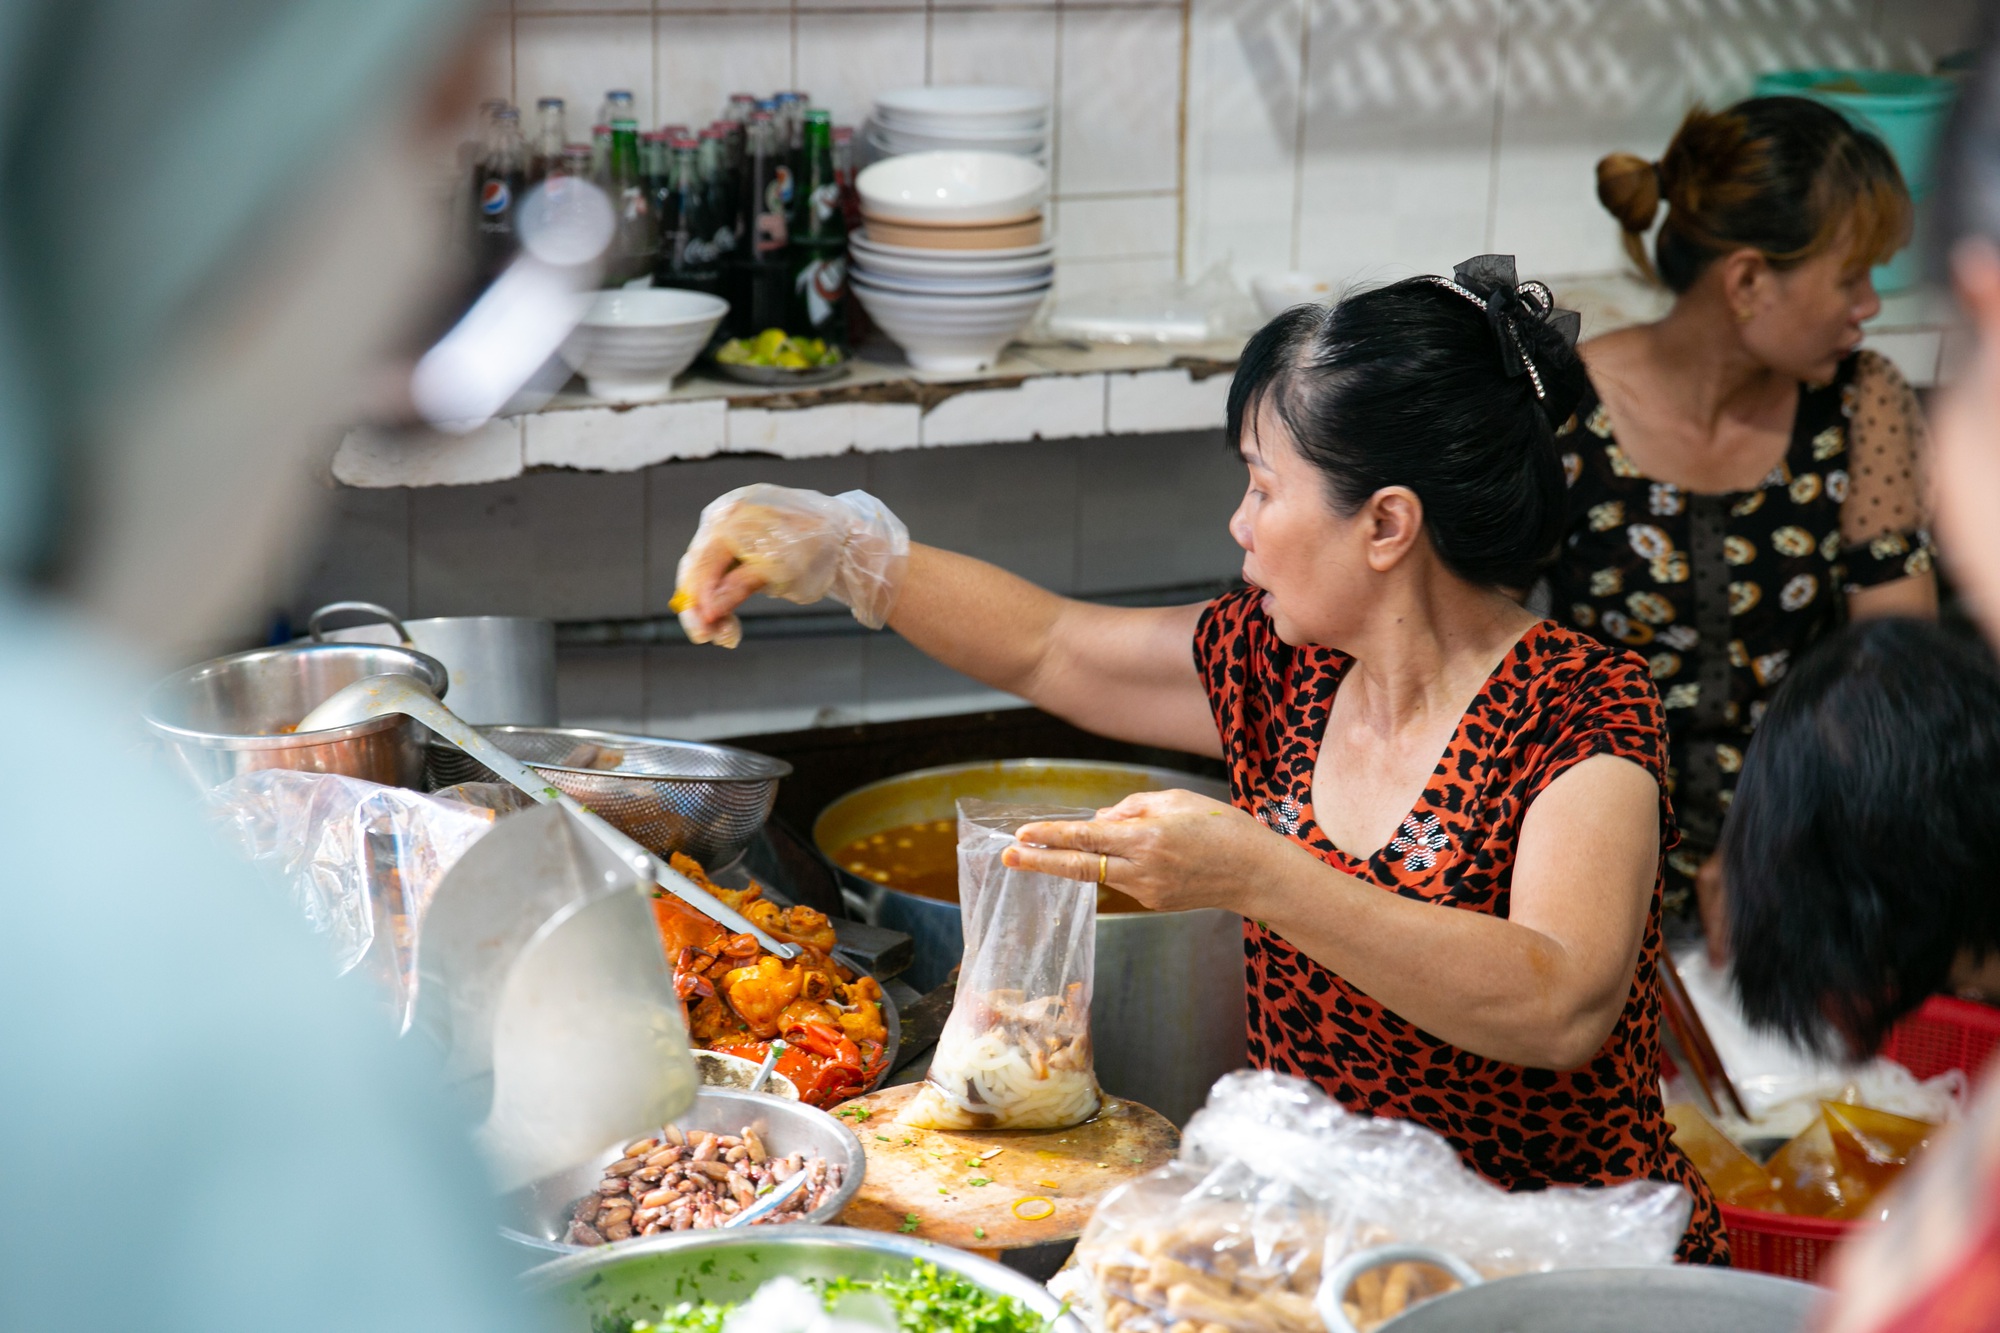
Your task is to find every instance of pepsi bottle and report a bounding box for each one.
[470,104,526,286]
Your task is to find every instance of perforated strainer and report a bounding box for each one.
[476,726,790,868]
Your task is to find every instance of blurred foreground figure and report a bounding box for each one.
[0,3,539,1332]
[1810,7,2000,1329]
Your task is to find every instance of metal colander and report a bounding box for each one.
[472,726,791,868]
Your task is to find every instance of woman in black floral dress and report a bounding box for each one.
[1558,97,1936,950]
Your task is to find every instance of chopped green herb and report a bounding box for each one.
[899,1212,921,1234]
[974,1227,987,1240]
[601,1260,1049,1333]
[876,1133,892,1142]
[968,1177,992,1187]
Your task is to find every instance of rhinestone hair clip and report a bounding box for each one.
[1420,255,1580,403]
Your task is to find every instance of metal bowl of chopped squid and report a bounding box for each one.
[498,1089,865,1255]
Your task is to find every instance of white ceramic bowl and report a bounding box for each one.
[850,266,1053,297]
[868,129,1047,162]
[850,229,1054,264]
[1251,270,1336,320]
[846,246,1056,280]
[871,116,1048,141]
[558,288,729,402]
[849,281,1052,373]
[856,150,1048,225]
[873,85,1049,128]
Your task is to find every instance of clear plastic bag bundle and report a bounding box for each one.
[898,801,1102,1131]
[206,769,507,1029]
[1067,1072,1690,1333]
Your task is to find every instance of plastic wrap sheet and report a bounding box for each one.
[207,770,517,1029]
[897,801,1103,1131]
[1066,1071,1689,1333]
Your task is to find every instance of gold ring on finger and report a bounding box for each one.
[1097,853,1109,886]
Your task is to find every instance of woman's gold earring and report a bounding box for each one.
[1735,307,1754,324]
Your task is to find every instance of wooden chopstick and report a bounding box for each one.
[1658,950,1750,1122]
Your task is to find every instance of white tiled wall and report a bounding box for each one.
[1187,0,1983,292]
[496,0,1186,297]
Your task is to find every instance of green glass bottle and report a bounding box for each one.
[789,108,847,347]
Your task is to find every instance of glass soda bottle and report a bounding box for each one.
[698,126,736,268]
[790,108,847,348]
[530,97,566,183]
[470,103,526,286]
[601,90,654,283]
[658,135,726,300]
[730,111,791,336]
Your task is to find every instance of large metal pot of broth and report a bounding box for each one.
[814,759,1247,1125]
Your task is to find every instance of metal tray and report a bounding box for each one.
[714,360,849,386]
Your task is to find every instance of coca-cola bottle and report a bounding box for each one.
[790,109,847,348]
[699,125,737,269]
[657,136,726,300]
[469,103,526,286]
[729,110,791,335]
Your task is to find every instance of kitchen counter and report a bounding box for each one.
[332,274,1957,489]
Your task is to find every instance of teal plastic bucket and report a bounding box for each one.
[1753,69,1959,292]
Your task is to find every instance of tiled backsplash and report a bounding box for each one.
[487,0,1183,299]
[484,0,1978,300]
[1188,0,1982,290]
[295,429,1245,737]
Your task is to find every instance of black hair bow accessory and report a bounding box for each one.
[1425,254,1581,401]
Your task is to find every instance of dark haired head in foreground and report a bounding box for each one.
[1724,617,2000,1057]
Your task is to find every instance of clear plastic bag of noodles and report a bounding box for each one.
[897,800,1103,1131]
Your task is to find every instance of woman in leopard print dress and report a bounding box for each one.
[675,258,1725,1261]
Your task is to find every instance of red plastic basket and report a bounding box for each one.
[1712,995,2000,1283]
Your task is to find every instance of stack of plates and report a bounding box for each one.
[868,85,1049,162]
[849,230,1054,374]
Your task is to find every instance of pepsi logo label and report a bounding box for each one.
[480,180,511,215]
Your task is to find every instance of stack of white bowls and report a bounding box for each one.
[868,85,1049,162]
[850,151,1054,373]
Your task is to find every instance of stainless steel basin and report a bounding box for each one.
[143,641,449,790]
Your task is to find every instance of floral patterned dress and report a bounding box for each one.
[1550,350,1934,902]
[1194,591,1728,1263]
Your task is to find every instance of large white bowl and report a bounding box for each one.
[849,229,1054,264]
[856,150,1048,225]
[847,246,1057,280]
[871,114,1048,141]
[851,266,1053,297]
[558,288,729,402]
[873,85,1049,127]
[850,281,1052,373]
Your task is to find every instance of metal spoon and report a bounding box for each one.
[721,1163,812,1228]
[296,673,797,958]
[747,1040,785,1095]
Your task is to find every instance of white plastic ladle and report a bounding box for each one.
[297,673,797,959]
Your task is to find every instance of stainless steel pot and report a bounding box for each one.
[499,1088,867,1254]
[143,641,449,790]
[307,601,557,725]
[1346,1261,1817,1333]
[814,758,1247,1126]
[524,1226,1086,1332]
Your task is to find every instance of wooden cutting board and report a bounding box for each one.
[834,1082,1178,1252]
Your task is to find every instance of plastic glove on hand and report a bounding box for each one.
[672,484,909,648]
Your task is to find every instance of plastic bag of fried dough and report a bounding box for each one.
[1068,1071,1690,1333]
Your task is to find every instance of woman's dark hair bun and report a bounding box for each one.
[1597,151,1663,234]
[1225,255,1584,591]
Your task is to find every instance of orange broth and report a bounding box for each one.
[833,817,1151,914]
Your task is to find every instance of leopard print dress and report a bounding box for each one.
[1194,589,1728,1263]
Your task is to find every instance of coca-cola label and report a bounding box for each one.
[480,178,511,215]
